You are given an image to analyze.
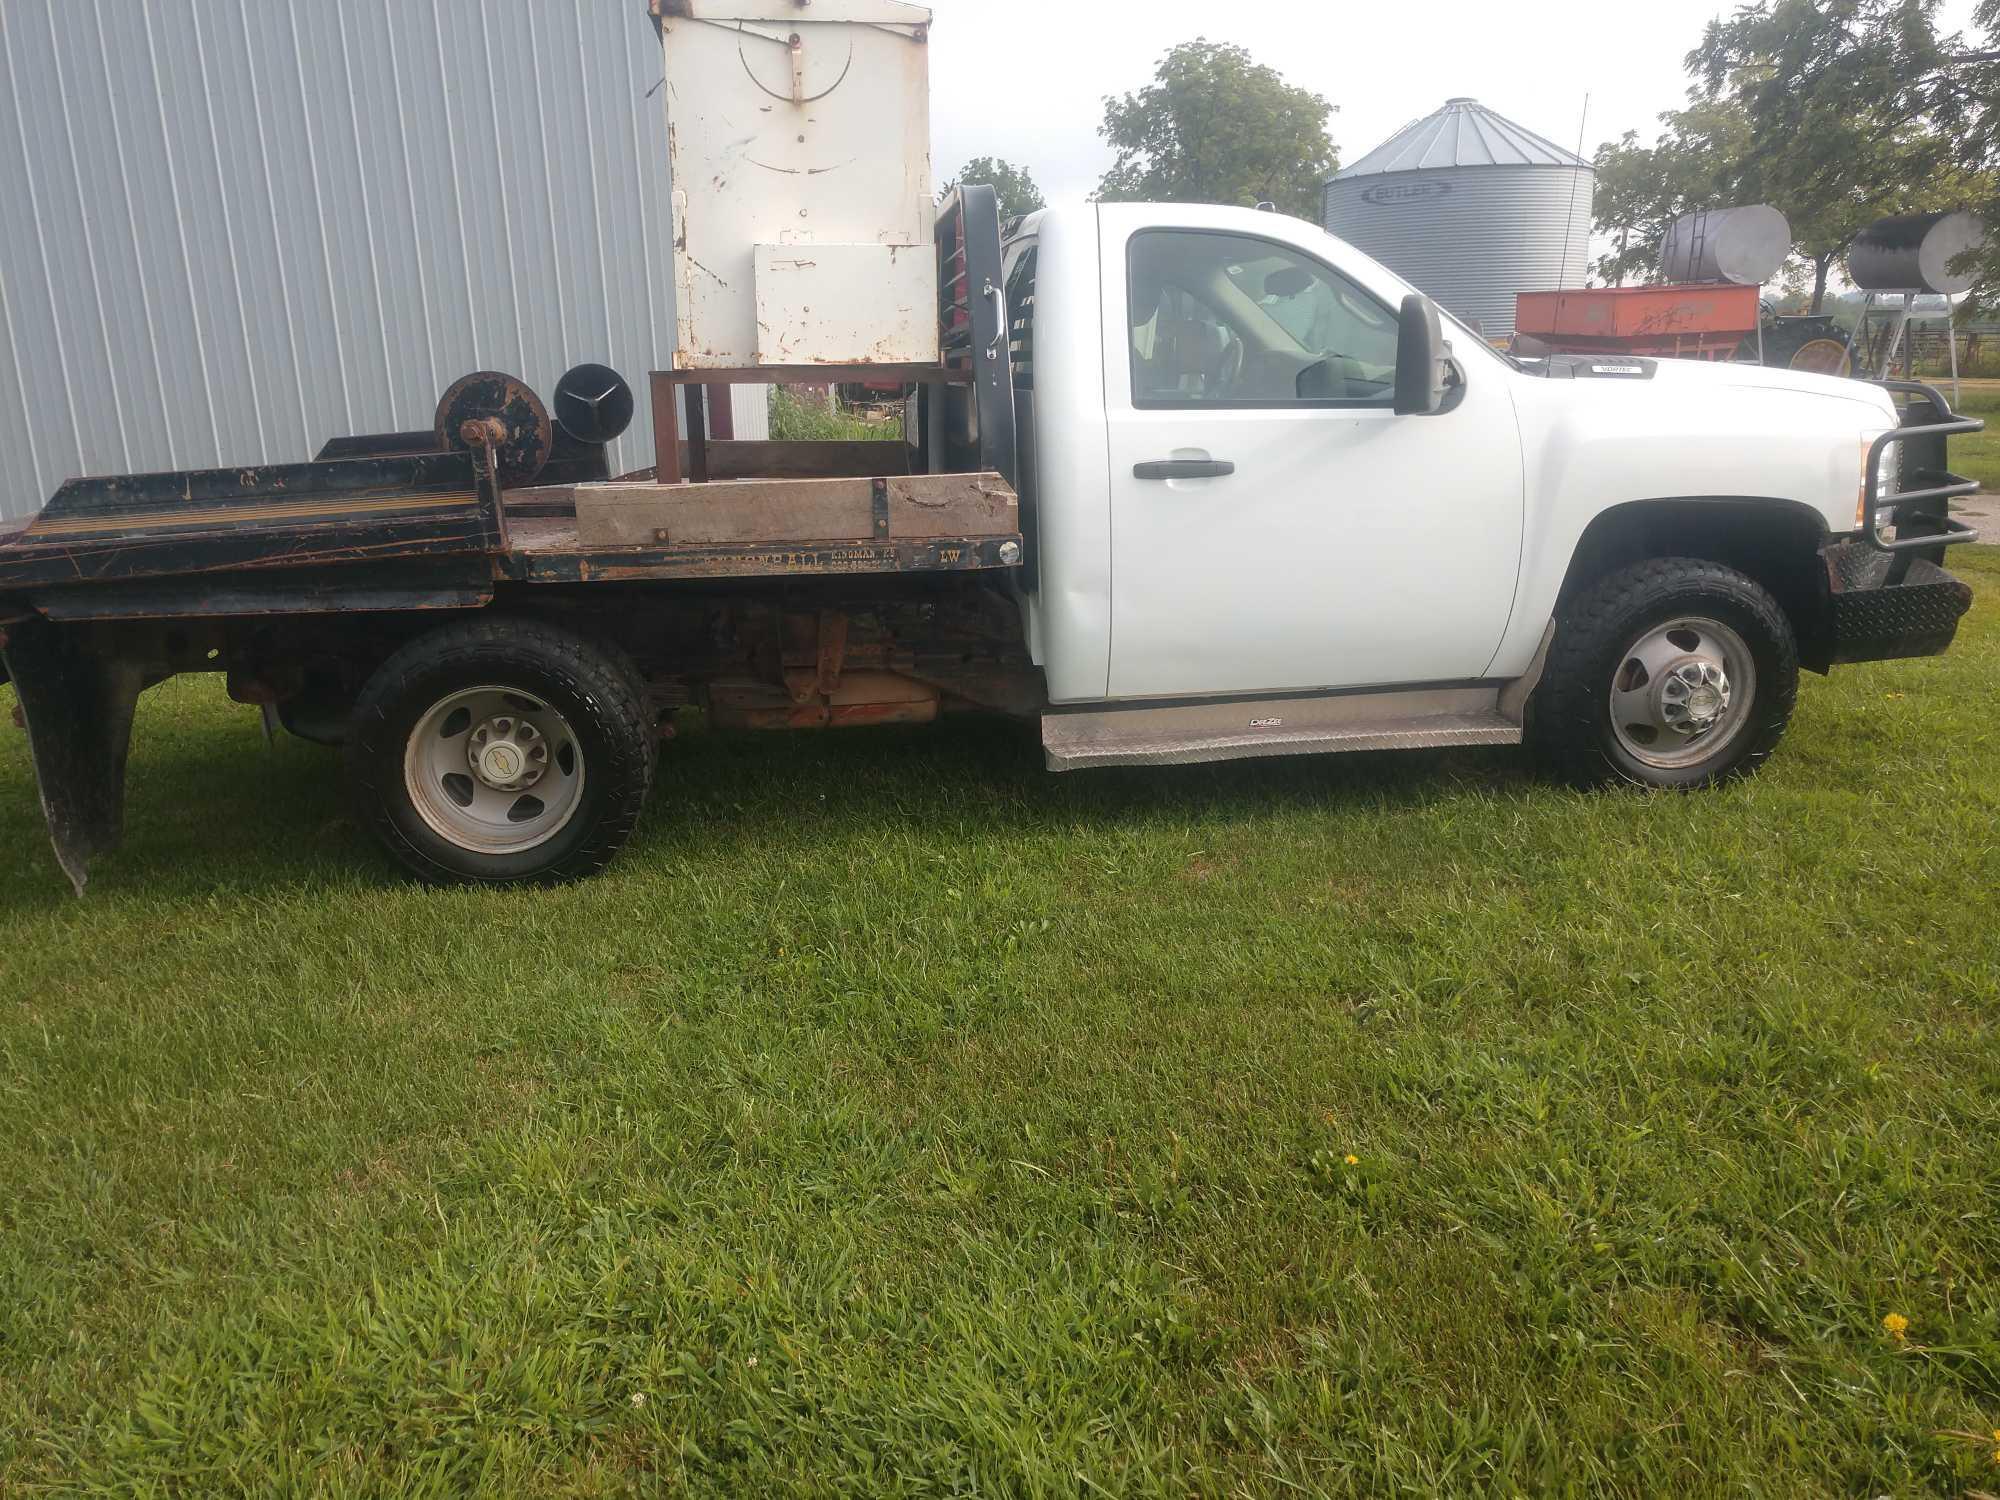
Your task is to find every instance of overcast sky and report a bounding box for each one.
[926,0,1985,204]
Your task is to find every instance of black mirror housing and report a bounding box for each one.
[1394,293,1447,416]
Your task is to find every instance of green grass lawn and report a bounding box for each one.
[1951,385,2000,493]
[2,555,1998,1495]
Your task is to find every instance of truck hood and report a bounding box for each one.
[1521,351,1896,419]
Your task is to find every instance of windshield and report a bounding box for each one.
[1313,229,1517,370]
[1219,251,1397,366]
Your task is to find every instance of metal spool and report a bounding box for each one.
[552,364,635,446]
[1848,211,1986,295]
[433,371,553,485]
[1658,204,1791,286]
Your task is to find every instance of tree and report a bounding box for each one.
[944,157,1045,220]
[1590,100,1753,286]
[1684,0,1991,311]
[1095,40,1335,219]
[1915,2,2000,312]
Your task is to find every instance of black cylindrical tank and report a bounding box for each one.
[1848,211,1986,294]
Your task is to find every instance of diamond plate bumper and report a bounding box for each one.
[1821,539,1973,665]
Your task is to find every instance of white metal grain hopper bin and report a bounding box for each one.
[654,0,937,369]
[1323,98,1593,339]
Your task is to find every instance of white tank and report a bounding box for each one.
[658,0,938,369]
[1658,205,1791,286]
[1323,98,1593,339]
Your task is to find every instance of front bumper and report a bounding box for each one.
[1821,540,1972,664]
[1820,379,1981,665]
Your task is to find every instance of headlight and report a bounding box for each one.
[1857,430,1900,530]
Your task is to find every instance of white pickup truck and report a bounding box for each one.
[0,191,1981,889]
[1006,203,1978,785]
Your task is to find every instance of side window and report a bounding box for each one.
[1003,242,1037,391]
[1127,230,1401,407]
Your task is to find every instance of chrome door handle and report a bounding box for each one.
[1132,459,1234,480]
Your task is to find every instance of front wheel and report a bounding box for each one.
[347,618,655,884]
[1531,557,1799,788]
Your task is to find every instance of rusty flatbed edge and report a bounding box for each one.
[27,560,496,622]
[0,514,506,591]
[495,517,1021,584]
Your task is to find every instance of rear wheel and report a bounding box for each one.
[347,618,654,884]
[1531,557,1798,788]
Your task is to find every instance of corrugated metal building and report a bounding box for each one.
[1323,98,1594,339]
[0,0,764,524]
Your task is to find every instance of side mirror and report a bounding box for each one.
[1394,293,1448,416]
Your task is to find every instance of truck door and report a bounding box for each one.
[1099,214,1525,700]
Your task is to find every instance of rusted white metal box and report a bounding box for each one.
[656,0,937,369]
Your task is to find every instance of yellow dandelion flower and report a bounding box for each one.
[1881,1312,1909,1339]
[1344,1154,1359,1166]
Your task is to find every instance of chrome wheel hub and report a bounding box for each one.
[467,714,548,792]
[404,686,584,854]
[1659,660,1730,734]
[1609,617,1756,770]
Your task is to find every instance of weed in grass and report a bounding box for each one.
[768,388,903,443]
[0,552,1997,1494]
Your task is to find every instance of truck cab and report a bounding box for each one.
[1004,202,1977,780]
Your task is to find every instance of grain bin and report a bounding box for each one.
[1323,98,1593,338]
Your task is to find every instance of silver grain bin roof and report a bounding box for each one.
[1324,98,1593,338]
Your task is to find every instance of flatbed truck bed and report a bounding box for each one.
[0,187,1031,893]
[0,416,1030,894]
[0,470,1021,609]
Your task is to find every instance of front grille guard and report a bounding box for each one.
[1862,379,1982,554]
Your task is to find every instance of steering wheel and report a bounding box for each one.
[1207,335,1246,399]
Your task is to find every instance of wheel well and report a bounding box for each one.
[1558,499,1835,672]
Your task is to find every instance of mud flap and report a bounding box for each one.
[1,618,145,895]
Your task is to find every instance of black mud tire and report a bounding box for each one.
[1530,557,1798,789]
[347,617,654,885]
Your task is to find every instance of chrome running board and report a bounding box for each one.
[1042,685,1521,771]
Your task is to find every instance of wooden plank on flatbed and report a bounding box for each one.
[497,522,1020,584]
[571,471,1015,548]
